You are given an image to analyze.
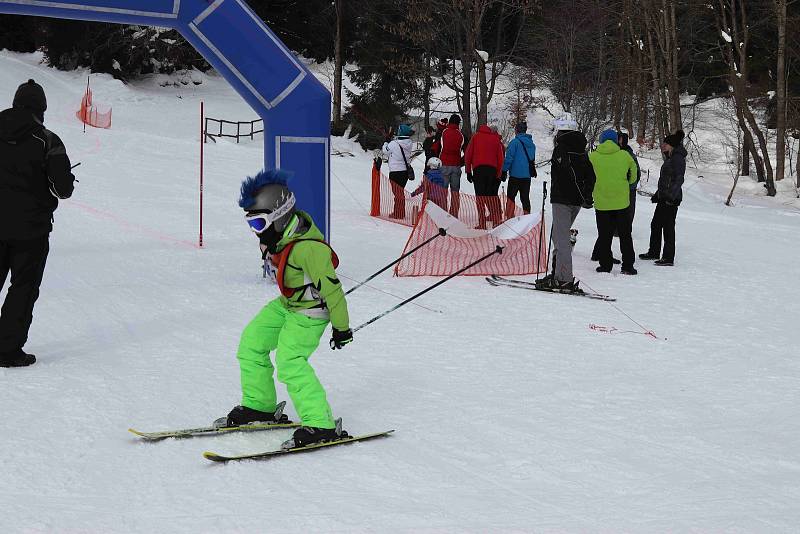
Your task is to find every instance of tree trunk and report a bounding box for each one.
[423,54,432,127]
[332,0,344,131]
[775,0,787,182]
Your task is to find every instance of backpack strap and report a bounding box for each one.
[272,239,339,298]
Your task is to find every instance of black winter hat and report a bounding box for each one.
[664,130,685,148]
[13,79,47,115]
[448,113,461,125]
[618,131,630,146]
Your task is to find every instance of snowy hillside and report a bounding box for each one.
[1,51,799,532]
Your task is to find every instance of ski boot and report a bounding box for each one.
[0,348,36,368]
[281,418,349,449]
[213,401,291,428]
[534,273,556,289]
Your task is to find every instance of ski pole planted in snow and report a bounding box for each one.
[349,245,503,336]
[536,181,548,280]
[345,227,447,295]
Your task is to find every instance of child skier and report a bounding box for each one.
[410,156,448,210]
[216,169,354,449]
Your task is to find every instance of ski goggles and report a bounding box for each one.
[245,193,296,234]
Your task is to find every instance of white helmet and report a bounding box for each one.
[427,157,442,169]
[553,114,578,132]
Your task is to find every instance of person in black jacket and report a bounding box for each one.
[640,130,685,266]
[537,126,596,291]
[618,132,641,225]
[0,79,75,367]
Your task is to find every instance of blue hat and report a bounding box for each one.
[397,124,414,138]
[599,129,618,144]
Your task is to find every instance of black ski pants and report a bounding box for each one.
[473,165,501,226]
[388,170,409,219]
[647,202,678,261]
[0,236,50,353]
[594,209,635,270]
[507,177,532,213]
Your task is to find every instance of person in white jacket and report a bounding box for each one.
[382,124,415,218]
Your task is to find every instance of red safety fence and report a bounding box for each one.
[76,88,112,129]
[395,199,548,277]
[370,161,526,228]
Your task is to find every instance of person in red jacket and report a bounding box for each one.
[438,114,465,217]
[465,123,505,229]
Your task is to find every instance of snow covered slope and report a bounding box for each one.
[1,51,799,532]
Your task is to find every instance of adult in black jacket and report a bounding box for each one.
[640,130,685,266]
[0,79,75,367]
[537,128,596,291]
[618,132,641,224]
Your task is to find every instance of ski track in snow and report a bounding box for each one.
[1,51,799,532]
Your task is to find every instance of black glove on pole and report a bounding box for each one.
[351,246,504,334]
[330,328,353,350]
[345,228,447,296]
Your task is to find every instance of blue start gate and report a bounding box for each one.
[0,0,332,237]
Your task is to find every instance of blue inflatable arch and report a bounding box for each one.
[0,0,332,237]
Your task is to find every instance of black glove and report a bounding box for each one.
[500,171,508,182]
[330,328,353,350]
[532,167,538,178]
[651,192,660,204]
[466,173,473,183]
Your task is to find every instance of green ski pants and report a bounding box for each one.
[237,298,335,429]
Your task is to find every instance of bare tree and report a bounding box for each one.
[775,0,787,182]
[714,0,777,196]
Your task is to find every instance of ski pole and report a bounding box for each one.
[352,245,503,334]
[71,162,82,170]
[536,181,548,280]
[345,227,447,295]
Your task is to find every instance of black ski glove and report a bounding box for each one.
[651,191,660,204]
[500,171,508,182]
[330,328,353,350]
[466,173,473,183]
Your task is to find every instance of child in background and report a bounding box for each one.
[411,157,448,210]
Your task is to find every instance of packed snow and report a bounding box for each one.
[1,51,799,532]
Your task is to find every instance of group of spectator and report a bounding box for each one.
[544,118,686,292]
[383,113,686,294]
[385,113,539,229]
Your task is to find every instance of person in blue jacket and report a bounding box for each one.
[411,157,448,210]
[501,122,536,217]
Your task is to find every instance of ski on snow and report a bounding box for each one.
[128,422,300,441]
[203,429,395,462]
[486,275,616,302]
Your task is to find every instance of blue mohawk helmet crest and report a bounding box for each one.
[238,169,293,209]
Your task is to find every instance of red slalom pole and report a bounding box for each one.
[199,101,204,248]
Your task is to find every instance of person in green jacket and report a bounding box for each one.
[588,130,639,275]
[215,169,354,449]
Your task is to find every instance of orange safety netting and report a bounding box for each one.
[394,200,548,277]
[370,161,526,228]
[76,88,112,129]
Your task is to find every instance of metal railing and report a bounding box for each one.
[204,117,263,143]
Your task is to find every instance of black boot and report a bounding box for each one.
[282,418,348,449]
[0,349,36,368]
[214,401,291,428]
[639,252,659,260]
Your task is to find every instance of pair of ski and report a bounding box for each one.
[129,410,393,462]
[486,274,616,302]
